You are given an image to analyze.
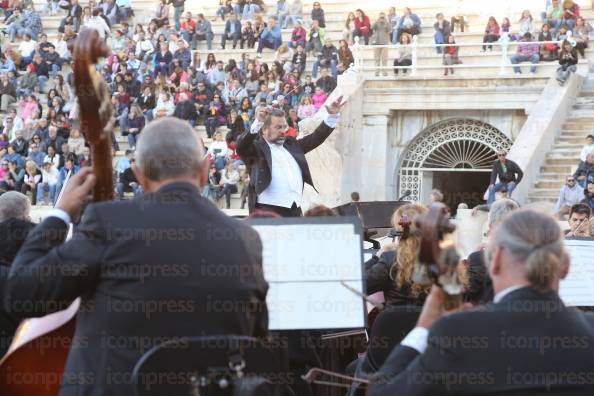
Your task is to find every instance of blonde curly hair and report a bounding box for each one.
[389,204,431,298]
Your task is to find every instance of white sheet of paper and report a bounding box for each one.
[252,223,365,330]
[559,239,594,306]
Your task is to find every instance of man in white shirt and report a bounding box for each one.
[17,33,37,67]
[84,8,111,39]
[135,31,154,63]
[236,96,344,216]
[37,161,60,205]
[555,175,585,219]
[152,92,175,118]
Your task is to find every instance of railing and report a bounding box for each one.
[350,33,581,77]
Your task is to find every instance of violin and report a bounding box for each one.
[0,29,114,395]
[415,203,463,309]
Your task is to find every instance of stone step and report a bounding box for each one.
[558,138,590,145]
[553,142,583,151]
[544,157,581,166]
[558,130,591,137]
[538,173,572,181]
[533,180,565,189]
[573,104,594,110]
[548,149,581,156]
[528,188,563,196]
[539,164,575,174]
[562,122,594,130]
[526,196,558,203]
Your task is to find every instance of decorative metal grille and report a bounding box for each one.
[398,119,513,202]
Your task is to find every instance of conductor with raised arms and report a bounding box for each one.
[4,117,268,396]
[237,96,345,217]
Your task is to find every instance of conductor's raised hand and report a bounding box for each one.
[325,95,346,115]
[56,167,96,220]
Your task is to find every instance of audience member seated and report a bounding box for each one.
[310,1,325,28]
[313,38,337,79]
[196,13,214,50]
[442,35,460,76]
[561,0,580,31]
[289,20,306,49]
[215,161,240,209]
[353,9,371,45]
[574,152,594,187]
[582,178,594,212]
[256,17,282,57]
[393,33,412,76]
[221,12,241,50]
[305,19,324,55]
[36,161,59,205]
[511,32,540,75]
[539,23,558,61]
[557,39,578,85]
[572,16,592,58]
[518,10,536,38]
[282,0,303,29]
[580,134,594,163]
[396,7,422,41]
[433,13,450,54]
[556,175,585,219]
[116,157,141,200]
[543,0,564,33]
[450,0,466,33]
[482,16,500,51]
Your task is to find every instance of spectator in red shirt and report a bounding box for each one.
[353,9,371,45]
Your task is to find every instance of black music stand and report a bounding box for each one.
[334,201,409,249]
[132,336,292,396]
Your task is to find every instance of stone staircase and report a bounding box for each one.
[526,73,594,204]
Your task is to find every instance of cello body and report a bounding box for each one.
[0,29,113,395]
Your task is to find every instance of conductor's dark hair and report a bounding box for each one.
[351,191,360,202]
[263,108,286,129]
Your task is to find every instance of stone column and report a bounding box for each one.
[357,113,391,201]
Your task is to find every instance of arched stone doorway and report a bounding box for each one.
[398,119,513,207]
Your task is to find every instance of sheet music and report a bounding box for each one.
[559,239,594,306]
[251,220,365,331]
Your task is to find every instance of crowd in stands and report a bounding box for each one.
[0,0,593,209]
[555,133,594,221]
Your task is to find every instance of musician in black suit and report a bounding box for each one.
[4,118,268,396]
[236,96,344,217]
[0,191,35,358]
[368,209,594,395]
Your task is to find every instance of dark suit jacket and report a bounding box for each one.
[225,19,242,35]
[490,159,523,185]
[0,218,35,358]
[4,182,268,396]
[368,287,594,395]
[236,120,335,211]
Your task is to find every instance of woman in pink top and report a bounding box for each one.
[297,95,315,119]
[19,95,38,121]
[311,86,328,110]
